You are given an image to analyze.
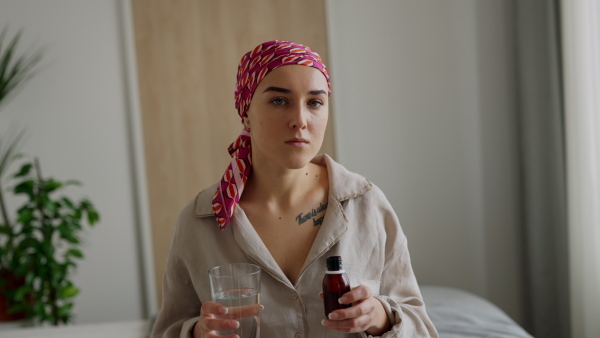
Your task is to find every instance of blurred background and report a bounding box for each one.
[1,1,599,337]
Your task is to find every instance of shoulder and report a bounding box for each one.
[316,154,373,201]
[360,182,393,207]
[169,182,234,257]
[192,182,220,218]
[170,182,220,241]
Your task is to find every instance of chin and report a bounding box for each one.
[282,153,316,170]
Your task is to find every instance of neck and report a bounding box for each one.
[242,159,326,209]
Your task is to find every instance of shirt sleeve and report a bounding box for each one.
[151,211,202,338]
[360,186,439,338]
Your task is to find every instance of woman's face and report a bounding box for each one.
[246,65,329,171]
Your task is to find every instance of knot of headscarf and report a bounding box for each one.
[212,40,330,230]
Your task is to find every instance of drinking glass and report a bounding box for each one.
[208,263,261,338]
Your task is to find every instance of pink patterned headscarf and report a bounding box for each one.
[212,40,330,230]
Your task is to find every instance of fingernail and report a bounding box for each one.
[321,319,326,326]
[260,304,265,310]
[328,313,338,320]
[338,297,346,304]
[219,307,228,314]
[231,320,240,329]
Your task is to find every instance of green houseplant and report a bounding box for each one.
[0,159,99,325]
[0,26,43,323]
[0,28,100,325]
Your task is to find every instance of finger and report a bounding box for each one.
[322,315,371,332]
[327,299,375,321]
[208,332,240,338]
[205,331,239,338]
[201,301,229,316]
[339,285,372,305]
[219,303,262,319]
[199,316,240,332]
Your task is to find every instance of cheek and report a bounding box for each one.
[312,112,329,134]
[251,118,278,145]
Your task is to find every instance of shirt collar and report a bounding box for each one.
[194,154,372,218]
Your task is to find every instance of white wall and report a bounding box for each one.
[0,0,146,324]
[327,0,524,324]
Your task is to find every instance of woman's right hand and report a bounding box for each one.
[193,301,262,338]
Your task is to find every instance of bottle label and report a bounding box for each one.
[325,270,346,274]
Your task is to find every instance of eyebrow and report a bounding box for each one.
[263,86,327,96]
[263,86,291,94]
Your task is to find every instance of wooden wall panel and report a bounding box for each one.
[131,0,333,306]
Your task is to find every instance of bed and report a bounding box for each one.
[421,285,533,337]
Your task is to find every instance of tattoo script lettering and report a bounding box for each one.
[296,202,328,226]
[313,215,324,226]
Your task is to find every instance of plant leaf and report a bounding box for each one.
[13,284,31,301]
[66,235,80,244]
[13,162,32,178]
[60,285,79,299]
[61,197,74,209]
[57,223,73,237]
[25,271,34,285]
[87,210,99,225]
[16,207,33,223]
[0,129,26,180]
[43,179,62,194]
[0,28,44,109]
[58,302,73,320]
[13,179,35,198]
[0,224,11,235]
[16,236,40,251]
[66,248,83,259]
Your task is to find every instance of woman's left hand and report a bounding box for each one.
[320,285,392,335]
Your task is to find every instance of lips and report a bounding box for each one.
[286,137,308,144]
[285,137,309,147]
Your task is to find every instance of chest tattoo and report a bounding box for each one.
[295,202,328,226]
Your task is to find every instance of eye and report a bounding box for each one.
[308,100,323,107]
[270,97,287,105]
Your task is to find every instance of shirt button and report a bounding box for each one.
[295,334,302,338]
[291,292,298,300]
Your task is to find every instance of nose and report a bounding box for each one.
[289,103,308,130]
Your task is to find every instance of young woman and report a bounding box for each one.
[152,40,438,338]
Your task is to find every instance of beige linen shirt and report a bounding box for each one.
[152,155,438,338]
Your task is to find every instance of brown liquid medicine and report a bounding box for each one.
[323,256,351,317]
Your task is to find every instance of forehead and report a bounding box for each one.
[256,65,328,91]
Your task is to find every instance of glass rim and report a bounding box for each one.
[208,263,261,278]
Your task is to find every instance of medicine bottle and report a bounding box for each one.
[323,256,351,317]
